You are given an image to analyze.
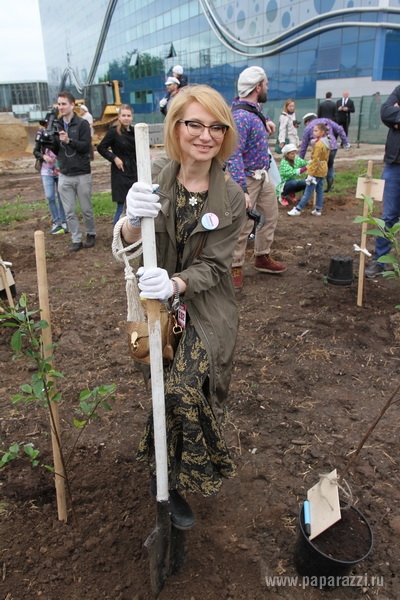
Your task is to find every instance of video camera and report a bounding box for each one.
[35,107,62,146]
[246,209,265,229]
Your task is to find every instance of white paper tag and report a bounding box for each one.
[307,469,341,540]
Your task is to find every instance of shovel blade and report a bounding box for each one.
[145,501,187,597]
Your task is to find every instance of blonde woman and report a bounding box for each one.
[120,85,246,529]
[97,104,137,224]
[278,98,300,150]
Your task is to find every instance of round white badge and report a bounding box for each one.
[201,213,219,230]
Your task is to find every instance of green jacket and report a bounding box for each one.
[151,157,246,419]
[276,155,309,196]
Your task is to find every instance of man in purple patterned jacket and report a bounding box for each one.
[226,66,287,290]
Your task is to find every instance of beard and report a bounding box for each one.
[257,90,267,104]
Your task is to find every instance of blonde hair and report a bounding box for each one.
[163,85,237,163]
[283,98,295,112]
[116,104,133,134]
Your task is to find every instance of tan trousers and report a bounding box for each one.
[232,173,278,268]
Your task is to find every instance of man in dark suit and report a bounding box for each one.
[318,92,337,121]
[336,90,355,136]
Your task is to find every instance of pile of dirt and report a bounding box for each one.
[0,113,29,159]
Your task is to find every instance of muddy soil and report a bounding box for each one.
[1,145,399,600]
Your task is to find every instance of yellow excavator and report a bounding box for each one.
[75,80,122,146]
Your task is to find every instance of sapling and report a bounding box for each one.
[0,294,116,521]
[354,194,400,283]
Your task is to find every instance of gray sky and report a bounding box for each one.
[0,0,47,82]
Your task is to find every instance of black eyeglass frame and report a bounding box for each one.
[177,120,229,138]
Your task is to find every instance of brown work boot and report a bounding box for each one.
[232,266,243,289]
[254,254,287,273]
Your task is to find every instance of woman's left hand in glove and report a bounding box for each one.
[138,267,173,300]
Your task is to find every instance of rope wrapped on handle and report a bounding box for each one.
[111,216,145,322]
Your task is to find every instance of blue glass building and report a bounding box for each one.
[38,0,400,119]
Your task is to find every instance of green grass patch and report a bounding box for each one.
[0,197,47,225]
[0,191,114,226]
[91,192,114,217]
[330,161,382,197]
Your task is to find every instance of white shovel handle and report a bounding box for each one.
[135,123,168,502]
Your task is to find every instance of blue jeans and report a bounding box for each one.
[297,177,324,212]
[374,163,400,260]
[113,203,124,225]
[282,180,307,196]
[42,175,66,225]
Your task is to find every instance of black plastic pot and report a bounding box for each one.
[294,501,373,587]
[327,255,354,285]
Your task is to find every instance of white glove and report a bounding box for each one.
[138,268,173,300]
[126,182,161,219]
[305,175,317,186]
[159,98,168,108]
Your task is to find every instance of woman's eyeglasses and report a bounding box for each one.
[178,120,229,139]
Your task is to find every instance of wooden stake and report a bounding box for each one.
[357,160,373,307]
[34,231,67,522]
[0,255,15,308]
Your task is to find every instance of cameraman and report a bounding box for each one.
[52,91,96,252]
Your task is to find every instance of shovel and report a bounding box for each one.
[135,123,186,596]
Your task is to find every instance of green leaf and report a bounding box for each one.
[11,394,25,404]
[366,228,385,237]
[50,392,62,403]
[21,383,33,394]
[11,329,22,352]
[381,255,396,264]
[353,216,371,224]
[73,419,87,428]
[24,445,39,460]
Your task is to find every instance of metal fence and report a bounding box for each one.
[265,95,389,145]
[143,94,390,146]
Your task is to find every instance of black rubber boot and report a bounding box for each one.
[325,177,334,192]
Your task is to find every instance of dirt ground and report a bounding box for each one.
[1,144,400,600]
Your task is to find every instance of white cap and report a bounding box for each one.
[79,104,88,112]
[303,112,317,123]
[237,66,266,97]
[165,76,180,86]
[282,143,298,155]
[173,65,183,75]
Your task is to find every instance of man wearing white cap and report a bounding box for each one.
[160,76,180,116]
[226,66,287,289]
[172,65,188,88]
